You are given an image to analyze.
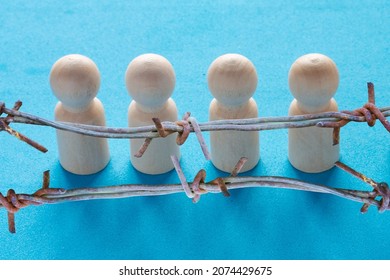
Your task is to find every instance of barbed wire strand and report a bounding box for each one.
[0,83,389,159]
[0,157,389,233]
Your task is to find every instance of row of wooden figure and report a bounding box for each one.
[50,52,339,175]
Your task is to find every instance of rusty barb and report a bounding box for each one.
[0,171,65,233]
[335,162,390,213]
[170,155,246,202]
[135,112,211,160]
[0,101,47,153]
[1,158,389,234]
[318,82,390,145]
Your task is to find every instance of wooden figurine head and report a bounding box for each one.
[288,53,339,111]
[125,53,176,110]
[207,53,258,107]
[50,54,101,111]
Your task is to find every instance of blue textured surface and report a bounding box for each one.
[0,0,389,260]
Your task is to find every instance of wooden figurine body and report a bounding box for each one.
[125,53,180,174]
[50,54,110,175]
[208,54,259,172]
[288,53,339,173]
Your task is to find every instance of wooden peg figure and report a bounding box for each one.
[288,53,339,173]
[208,54,259,172]
[50,54,110,175]
[125,53,180,174]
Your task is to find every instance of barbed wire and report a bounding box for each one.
[0,83,389,158]
[0,82,389,233]
[0,156,388,233]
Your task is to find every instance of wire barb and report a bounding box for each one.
[230,157,248,177]
[190,169,207,203]
[170,154,213,202]
[134,138,153,158]
[175,112,191,145]
[0,170,65,233]
[134,112,210,159]
[171,156,249,201]
[318,83,390,145]
[0,101,48,153]
[335,161,390,213]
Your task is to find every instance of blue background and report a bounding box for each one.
[0,0,389,259]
